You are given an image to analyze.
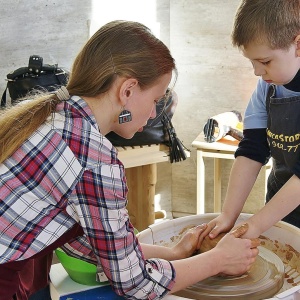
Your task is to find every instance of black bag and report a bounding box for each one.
[106,91,189,163]
[2,55,188,163]
[1,55,69,107]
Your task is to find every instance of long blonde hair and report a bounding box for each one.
[0,20,176,163]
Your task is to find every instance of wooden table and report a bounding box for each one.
[117,144,170,231]
[192,132,272,214]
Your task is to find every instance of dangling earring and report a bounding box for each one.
[119,108,132,124]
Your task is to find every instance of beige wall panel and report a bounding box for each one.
[0,0,269,222]
[169,0,263,216]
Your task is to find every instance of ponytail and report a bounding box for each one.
[0,94,60,163]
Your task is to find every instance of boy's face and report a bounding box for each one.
[241,39,300,85]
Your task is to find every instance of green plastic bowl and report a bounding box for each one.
[55,248,105,286]
[55,229,138,286]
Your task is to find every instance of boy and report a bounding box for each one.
[206,0,300,239]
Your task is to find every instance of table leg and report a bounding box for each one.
[126,164,157,232]
[214,158,222,212]
[196,150,205,214]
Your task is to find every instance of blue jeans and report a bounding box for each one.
[29,286,51,300]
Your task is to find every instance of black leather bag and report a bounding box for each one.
[1,55,69,107]
[1,56,187,163]
[106,91,188,163]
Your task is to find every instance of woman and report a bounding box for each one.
[0,20,259,300]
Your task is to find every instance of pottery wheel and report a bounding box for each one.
[174,247,284,300]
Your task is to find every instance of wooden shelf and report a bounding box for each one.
[116,144,170,168]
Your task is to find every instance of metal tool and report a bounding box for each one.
[203,110,243,143]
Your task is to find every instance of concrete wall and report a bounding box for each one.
[0,0,91,93]
[0,0,266,219]
[168,0,265,216]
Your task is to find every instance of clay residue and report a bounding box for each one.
[260,235,300,287]
[155,224,196,247]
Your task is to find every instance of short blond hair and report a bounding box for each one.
[232,0,300,49]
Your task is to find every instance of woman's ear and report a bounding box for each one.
[119,78,139,105]
[295,35,300,56]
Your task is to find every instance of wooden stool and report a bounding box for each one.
[117,144,169,231]
[192,132,272,214]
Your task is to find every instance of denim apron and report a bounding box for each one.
[266,84,300,227]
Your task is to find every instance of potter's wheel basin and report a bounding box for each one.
[174,246,284,300]
[138,213,300,300]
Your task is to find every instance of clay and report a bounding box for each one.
[198,233,226,253]
[198,223,249,253]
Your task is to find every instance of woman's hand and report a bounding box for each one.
[139,224,207,261]
[170,223,260,293]
[213,223,260,276]
[172,224,207,259]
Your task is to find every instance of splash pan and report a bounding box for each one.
[175,247,284,299]
[138,213,300,300]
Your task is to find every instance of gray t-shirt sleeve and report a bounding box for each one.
[244,78,268,130]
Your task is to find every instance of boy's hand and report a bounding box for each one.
[197,212,236,248]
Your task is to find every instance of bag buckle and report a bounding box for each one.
[28,55,43,75]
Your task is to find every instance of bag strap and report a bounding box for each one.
[161,112,190,163]
[55,69,69,85]
[1,87,7,108]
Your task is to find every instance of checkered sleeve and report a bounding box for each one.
[0,123,83,263]
[58,98,176,298]
[0,96,175,298]
[66,162,175,299]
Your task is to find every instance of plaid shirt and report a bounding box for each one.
[0,96,175,299]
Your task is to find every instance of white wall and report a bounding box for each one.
[0,0,91,90]
[167,0,265,216]
[0,0,266,219]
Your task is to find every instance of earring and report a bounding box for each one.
[119,108,132,124]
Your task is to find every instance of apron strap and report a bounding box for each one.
[265,84,276,114]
